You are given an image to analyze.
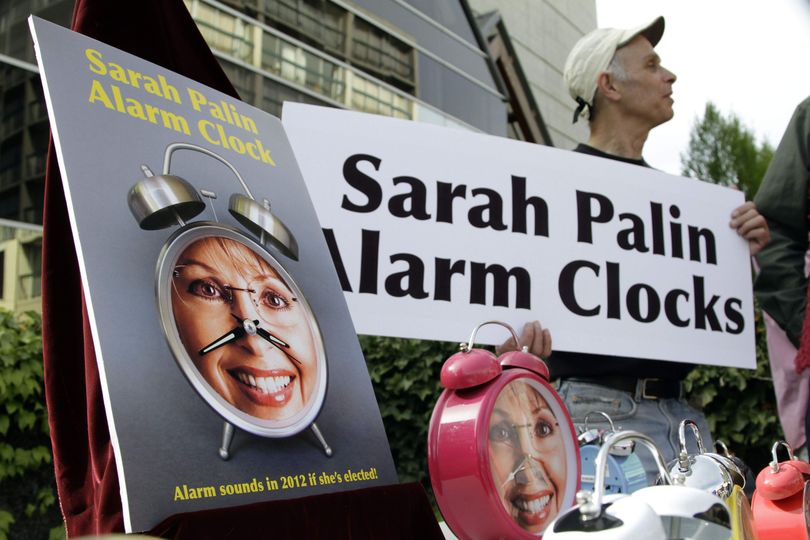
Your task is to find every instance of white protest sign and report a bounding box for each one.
[282,103,755,369]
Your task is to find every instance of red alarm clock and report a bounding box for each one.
[751,441,810,539]
[428,321,580,539]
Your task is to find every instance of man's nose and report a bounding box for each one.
[664,65,676,83]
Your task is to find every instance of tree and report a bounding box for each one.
[681,102,773,198]
[680,101,781,471]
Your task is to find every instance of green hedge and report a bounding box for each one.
[0,310,63,540]
[359,335,447,488]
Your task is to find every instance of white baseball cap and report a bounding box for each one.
[564,16,665,122]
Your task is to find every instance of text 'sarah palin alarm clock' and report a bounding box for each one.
[83,48,276,166]
[324,153,744,335]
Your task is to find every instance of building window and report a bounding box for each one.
[20,240,40,299]
[261,34,345,101]
[219,61,257,105]
[0,187,20,220]
[192,1,254,63]
[1,83,25,137]
[258,0,345,54]
[23,175,44,225]
[350,17,414,92]
[0,133,22,189]
[350,75,410,119]
[260,77,330,117]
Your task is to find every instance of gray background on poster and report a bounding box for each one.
[31,17,397,532]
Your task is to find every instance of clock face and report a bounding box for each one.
[487,378,571,535]
[156,222,327,437]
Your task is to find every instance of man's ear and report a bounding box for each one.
[596,71,621,102]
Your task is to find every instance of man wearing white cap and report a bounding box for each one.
[565,16,673,161]
[500,17,769,481]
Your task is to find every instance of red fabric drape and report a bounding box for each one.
[42,1,237,535]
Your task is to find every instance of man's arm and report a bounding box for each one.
[754,97,810,347]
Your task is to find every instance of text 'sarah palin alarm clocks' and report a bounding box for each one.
[326,153,744,335]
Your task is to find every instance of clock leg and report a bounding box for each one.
[310,422,332,457]
[219,421,235,460]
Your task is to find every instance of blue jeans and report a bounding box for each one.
[557,380,713,485]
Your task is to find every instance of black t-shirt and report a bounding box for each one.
[546,144,694,380]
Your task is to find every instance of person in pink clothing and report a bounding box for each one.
[763,312,810,454]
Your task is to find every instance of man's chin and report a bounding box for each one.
[653,110,674,128]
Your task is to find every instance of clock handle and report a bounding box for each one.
[218,421,235,460]
[583,410,616,433]
[770,440,796,473]
[676,419,707,473]
[461,320,521,353]
[163,142,254,201]
[579,430,672,521]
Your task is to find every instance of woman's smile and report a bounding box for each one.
[511,487,555,527]
[228,366,297,407]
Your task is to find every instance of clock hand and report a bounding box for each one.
[225,314,302,365]
[229,313,290,349]
[503,455,529,488]
[255,328,303,366]
[199,325,246,356]
[255,327,289,349]
[503,453,547,488]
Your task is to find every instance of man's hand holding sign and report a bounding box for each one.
[731,201,770,257]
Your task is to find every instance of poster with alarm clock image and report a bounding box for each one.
[30,16,397,533]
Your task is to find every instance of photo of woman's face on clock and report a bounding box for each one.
[170,236,318,422]
[488,379,567,534]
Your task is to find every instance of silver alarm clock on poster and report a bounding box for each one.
[128,142,330,460]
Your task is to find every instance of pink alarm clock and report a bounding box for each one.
[428,321,580,539]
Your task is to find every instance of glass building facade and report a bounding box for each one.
[0,0,72,309]
[185,0,508,133]
[0,0,545,310]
